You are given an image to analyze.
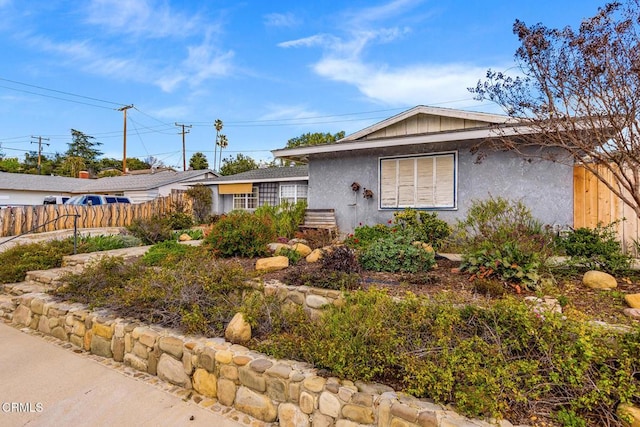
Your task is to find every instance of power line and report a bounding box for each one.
[0,76,126,107]
[0,84,116,110]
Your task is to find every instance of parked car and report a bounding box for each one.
[43,195,70,205]
[64,194,131,206]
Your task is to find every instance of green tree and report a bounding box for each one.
[59,156,87,178]
[285,131,345,149]
[67,129,102,174]
[279,131,345,165]
[127,158,152,171]
[219,153,258,176]
[189,152,209,170]
[471,1,640,219]
[0,157,22,173]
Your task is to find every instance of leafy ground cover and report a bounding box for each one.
[9,198,639,426]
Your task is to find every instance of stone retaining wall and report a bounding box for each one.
[1,281,507,427]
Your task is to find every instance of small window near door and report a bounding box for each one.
[280,184,308,204]
[233,186,259,210]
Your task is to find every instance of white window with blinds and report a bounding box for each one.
[279,184,308,204]
[379,152,456,209]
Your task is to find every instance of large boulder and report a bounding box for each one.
[255,256,289,271]
[225,312,251,344]
[624,293,640,309]
[291,243,312,257]
[582,270,617,290]
[306,249,323,263]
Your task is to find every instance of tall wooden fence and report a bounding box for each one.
[573,165,639,254]
[0,191,192,237]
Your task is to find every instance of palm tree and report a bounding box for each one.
[213,119,223,171]
[217,134,228,172]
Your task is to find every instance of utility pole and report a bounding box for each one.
[30,136,50,175]
[175,123,192,171]
[118,104,134,174]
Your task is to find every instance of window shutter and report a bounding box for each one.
[434,155,454,207]
[416,157,435,207]
[397,158,415,206]
[380,159,398,207]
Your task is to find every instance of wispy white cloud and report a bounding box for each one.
[278,0,490,106]
[83,0,203,38]
[314,58,492,106]
[263,12,299,28]
[260,104,323,121]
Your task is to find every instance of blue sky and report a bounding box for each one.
[0,0,607,170]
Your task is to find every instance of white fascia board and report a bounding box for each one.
[272,126,535,159]
[195,176,309,186]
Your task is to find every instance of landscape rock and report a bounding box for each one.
[178,233,192,242]
[278,402,309,427]
[306,249,323,263]
[268,242,289,253]
[157,353,191,389]
[193,368,217,398]
[255,256,289,271]
[625,293,640,309]
[225,312,251,344]
[582,270,617,290]
[235,386,277,422]
[291,243,312,257]
[617,403,640,427]
[623,308,640,320]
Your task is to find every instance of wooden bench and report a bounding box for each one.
[299,209,337,238]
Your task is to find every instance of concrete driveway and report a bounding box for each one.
[0,323,244,427]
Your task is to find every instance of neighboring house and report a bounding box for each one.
[81,169,216,203]
[197,165,309,214]
[271,105,574,234]
[0,169,216,206]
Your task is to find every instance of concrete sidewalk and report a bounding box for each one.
[0,323,244,427]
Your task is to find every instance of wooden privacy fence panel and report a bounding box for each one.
[0,191,192,237]
[573,165,640,254]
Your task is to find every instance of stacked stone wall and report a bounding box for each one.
[2,282,506,427]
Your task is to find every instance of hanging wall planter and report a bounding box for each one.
[351,182,361,192]
[363,188,374,199]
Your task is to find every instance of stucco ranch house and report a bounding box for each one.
[271,105,573,234]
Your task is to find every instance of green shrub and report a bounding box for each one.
[142,240,195,266]
[56,251,250,335]
[54,256,144,307]
[275,246,303,265]
[344,223,394,249]
[555,223,631,274]
[205,210,276,258]
[457,197,553,288]
[461,241,541,290]
[299,289,404,381]
[393,209,451,249]
[127,215,173,244]
[359,233,436,273]
[77,234,142,252]
[165,211,194,230]
[0,239,74,283]
[255,200,307,239]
